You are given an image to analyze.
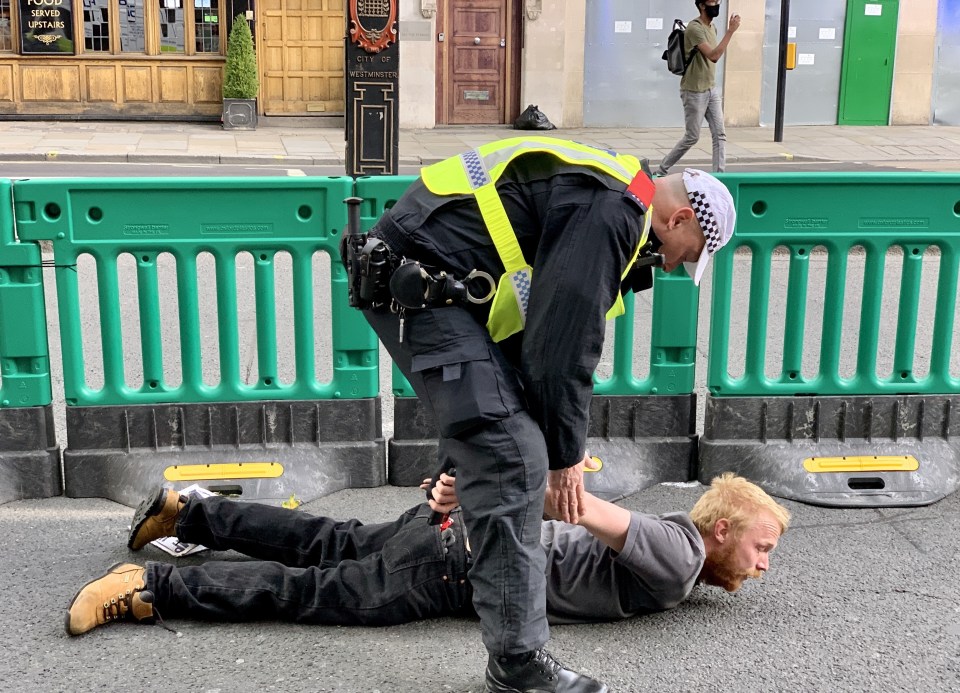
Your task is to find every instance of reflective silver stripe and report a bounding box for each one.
[480,139,636,182]
[460,149,492,189]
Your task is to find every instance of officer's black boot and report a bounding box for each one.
[484,648,608,693]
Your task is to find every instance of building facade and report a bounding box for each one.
[0,0,955,126]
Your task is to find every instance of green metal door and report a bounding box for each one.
[838,0,899,125]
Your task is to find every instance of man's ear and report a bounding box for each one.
[714,518,731,544]
[670,206,696,230]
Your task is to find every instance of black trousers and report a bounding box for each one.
[364,305,550,656]
[146,496,472,626]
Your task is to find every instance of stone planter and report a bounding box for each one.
[222,98,258,130]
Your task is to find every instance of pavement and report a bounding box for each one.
[1,119,960,168]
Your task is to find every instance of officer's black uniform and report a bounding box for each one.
[364,152,648,658]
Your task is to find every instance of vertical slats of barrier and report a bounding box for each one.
[894,245,924,380]
[255,255,278,386]
[356,175,700,496]
[781,247,810,381]
[137,254,164,388]
[855,244,882,387]
[0,179,60,504]
[702,173,960,508]
[12,177,383,507]
[176,252,204,391]
[930,245,959,376]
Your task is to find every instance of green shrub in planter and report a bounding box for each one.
[223,16,258,100]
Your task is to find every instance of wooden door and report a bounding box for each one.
[259,0,345,115]
[438,0,515,125]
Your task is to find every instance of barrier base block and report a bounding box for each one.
[389,395,698,500]
[0,405,61,505]
[63,400,385,508]
[700,395,960,508]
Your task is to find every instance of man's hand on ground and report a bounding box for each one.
[420,473,459,514]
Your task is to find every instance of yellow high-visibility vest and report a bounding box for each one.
[421,136,653,342]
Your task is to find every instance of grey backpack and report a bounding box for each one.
[662,19,695,76]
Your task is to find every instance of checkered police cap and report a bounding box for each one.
[681,169,736,286]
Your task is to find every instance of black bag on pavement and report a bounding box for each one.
[514,104,556,130]
[662,19,694,76]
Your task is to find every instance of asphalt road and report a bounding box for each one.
[2,481,958,692]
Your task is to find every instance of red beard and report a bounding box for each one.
[701,540,762,592]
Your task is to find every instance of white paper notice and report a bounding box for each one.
[865,3,882,15]
[615,21,632,33]
[788,26,797,39]
[148,484,218,557]
[819,27,836,40]
[646,18,663,31]
[798,53,815,66]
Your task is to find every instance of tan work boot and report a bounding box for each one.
[128,487,186,550]
[65,563,155,636]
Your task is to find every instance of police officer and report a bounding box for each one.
[347,137,736,693]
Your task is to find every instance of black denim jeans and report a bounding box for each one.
[145,496,472,626]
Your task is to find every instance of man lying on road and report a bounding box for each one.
[66,471,788,643]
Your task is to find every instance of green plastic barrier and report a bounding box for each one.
[0,179,61,504]
[702,172,960,508]
[0,180,52,408]
[708,173,960,396]
[11,177,386,507]
[13,177,377,405]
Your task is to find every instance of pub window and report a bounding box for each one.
[194,0,218,53]
[158,0,217,53]
[0,0,12,52]
[118,0,144,52]
[158,0,185,53]
[81,0,144,53]
[82,0,110,52]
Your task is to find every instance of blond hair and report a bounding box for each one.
[689,473,791,537]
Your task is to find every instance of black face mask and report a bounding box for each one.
[705,5,721,18]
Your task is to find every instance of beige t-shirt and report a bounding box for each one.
[680,18,717,92]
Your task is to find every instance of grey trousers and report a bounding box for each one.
[363,304,550,657]
[658,87,726,174]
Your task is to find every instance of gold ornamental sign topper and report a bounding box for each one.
[348,0,397,54]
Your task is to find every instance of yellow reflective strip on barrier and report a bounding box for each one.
[163,462,285,481]
[802,456,919,473]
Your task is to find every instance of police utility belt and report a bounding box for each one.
[342,232,496,326]
[342,231,663,333]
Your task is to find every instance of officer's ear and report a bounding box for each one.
[668,206,696,231]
